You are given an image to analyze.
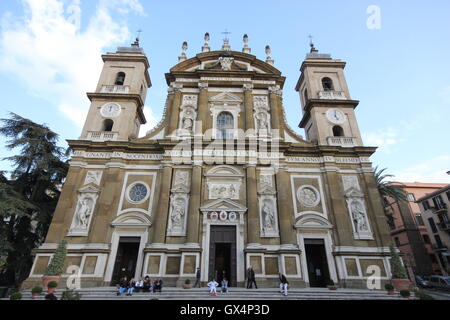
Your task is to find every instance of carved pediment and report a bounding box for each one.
[294,213,333,230]
[77,184,101,194]
[111,212,152,227]
[345,187,364,199]
[204,57,248,71]
[209,92,243,104]
[205,165,244,177]
[200,198,247,213]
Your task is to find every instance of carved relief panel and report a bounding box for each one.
[167,170,191,237]
[253,96,271,137]
[68,185,101,237]
[258,173,279,237]
[178,95,198,137]
[342,175,373,240]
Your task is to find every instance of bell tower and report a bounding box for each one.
[80,39,151,141]
[295,44,363,147]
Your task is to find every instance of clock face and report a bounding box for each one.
[326,109,346,124]
[100,103,121,118]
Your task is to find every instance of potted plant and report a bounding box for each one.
[31,286,43,299]
[400,289,411,299]
[388,245,411,291]
[327,279,338,290]
[9,292,22,300]
[61,288,81,300]
[42,240,67,290]
[182,279,192,289]
[384,283,395,295]
[47,281,58,294]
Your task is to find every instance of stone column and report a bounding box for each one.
[167,84,183,136]
[275,167,297,246]
[269,85,283,137]
[246,165,260,245]
[197,82,208,135]
[186,164,202,245]
[243,84,254,132]
[152,164,173,244]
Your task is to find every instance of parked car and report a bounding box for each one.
[415,275,431,288]
[428,275,450,291]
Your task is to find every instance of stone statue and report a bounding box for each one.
[351,201,368,232]
[182,110,194,133]
[262,199,275,230]
[171,198,185,228]
[256,112,268,131]
[75,197,93,229]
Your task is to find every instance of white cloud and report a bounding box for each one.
[363,127,399,152]
[392,155,450,183]
[139,105,158,137]
[0,0,145,127]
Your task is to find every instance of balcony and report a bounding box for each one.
[438,222,450,232]
[100,85,130,94]
[86,131,119,141]
[327,136,357,147]
[318,90,347,100]
[432,243,448,251]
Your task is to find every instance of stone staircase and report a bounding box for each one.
[18,287,410,300]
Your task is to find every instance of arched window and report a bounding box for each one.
[332,125,344,137]
[216,112,234,139]
[322,77,334,91]
[103,119,114,132]
[115,72,126,86]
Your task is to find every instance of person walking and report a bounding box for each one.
[279,273,289,296]
[247,266,258,289]
[194,267,201,288]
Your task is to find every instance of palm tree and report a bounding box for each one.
[374,166,407,228]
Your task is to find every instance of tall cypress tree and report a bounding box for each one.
[0,113,69,286]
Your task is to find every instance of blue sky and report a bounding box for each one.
[0,0,449,182]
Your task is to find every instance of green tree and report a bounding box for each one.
[0,113,68,286]
[44,240,67,276]
[389,244,408,279]
[374,166,407,228]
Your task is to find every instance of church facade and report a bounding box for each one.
[24,35,393,289]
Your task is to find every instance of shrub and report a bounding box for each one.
[184,279,191,284]
[47,281,58,288]
[44,240,67,276]
[61,289,81,300]
[327,279,335,286]
[389,245,408,279]
[10,292,22,300]
[385,283,394,291]
[415,290,434,300]
[31,286,43,294]
[400,290,410,297]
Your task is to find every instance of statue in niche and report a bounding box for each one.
[75,197,94,229]
[255,112,269,132]
[170,198,185,229]
[351,201,368,233]
[262,199,275,230]
[181,109,194,133]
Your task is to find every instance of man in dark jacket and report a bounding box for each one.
[194,268,201,288]
[246,266,257,289]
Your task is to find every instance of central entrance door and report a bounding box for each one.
[304,239,331,287]
[111,237,140,285]
[209,226,236,286]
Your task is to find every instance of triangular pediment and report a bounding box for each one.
[200,198,247,213]
[209,92,243,103]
